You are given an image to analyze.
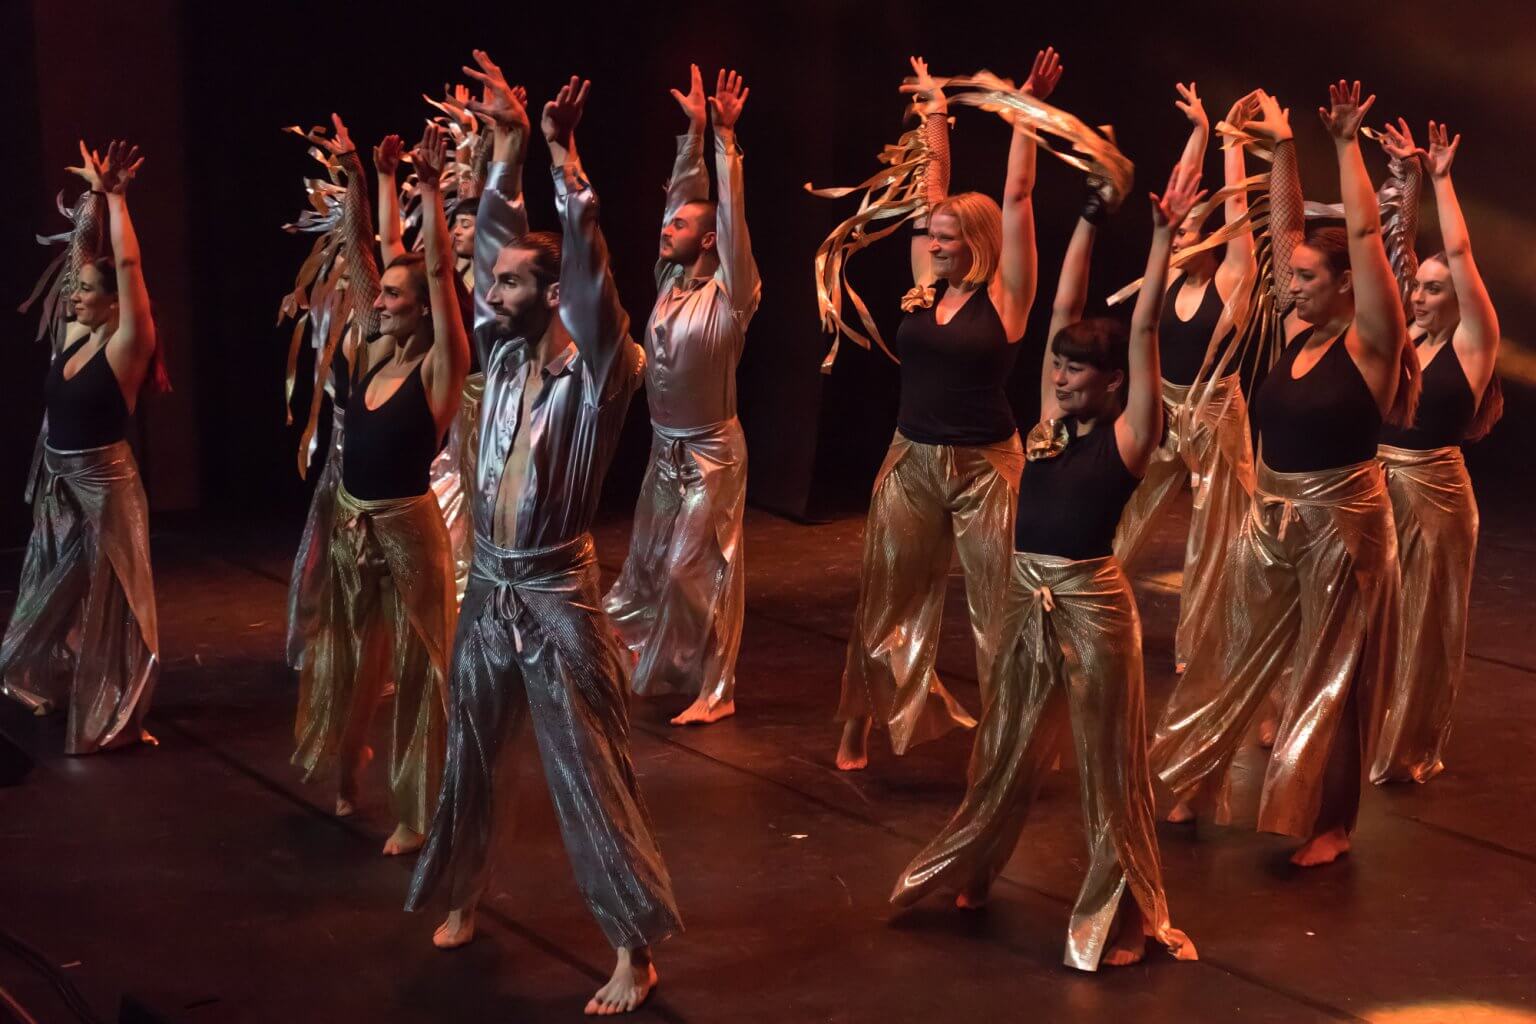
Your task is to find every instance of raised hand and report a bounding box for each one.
[1425,119,1461,179]
[1377,117,1423,162]
[670,63,708,133]
[93,140,145,194]
[1318,79,1376,142]
[541,76,590,148]
[65,140,105,191]
[411,122,449,190]
[1022,46,1063,101]
[710,68,749,130]
[1175,81,1207,129]
[1243,91,1293,143]
[374,134,405,176]
[305,113,357,157]
[462,49,530,137]
[1224,90,1261,133]
[900,55,946,117]
[1151,162,1206,228]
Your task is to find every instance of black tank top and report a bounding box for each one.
[45,335,129,450]
[1379,339,1474,450]
[342,359,441,500]
[1159,273,1234,386]
[1252,327,1381,472]
[896,281,1019,446]
[1013,419,1141,560]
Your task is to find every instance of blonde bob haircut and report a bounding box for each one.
[929,191,1003,288]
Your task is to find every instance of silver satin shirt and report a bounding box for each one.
[471,159,644,551]
[645,130,761,429]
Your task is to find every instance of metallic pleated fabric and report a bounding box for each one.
[1,441,159,754]
[838,432,1023,753]
[604,418,746,711]
[1113,375,1255,669]
[286,407,345,670]
[406,533,682,951]
[292,485,453,834]
[427,371,485,603]
[1371,444,1477,784]
[1151,459,1398,838]
[892,552,1195,971]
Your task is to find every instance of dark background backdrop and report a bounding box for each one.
[4,0,1533,545]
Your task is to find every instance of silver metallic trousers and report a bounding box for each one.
[407,532,682,950]
[604,417,746,712]
[1,441,159,754]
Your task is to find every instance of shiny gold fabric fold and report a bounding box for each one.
[292,485,454,833]
[1151,459,1398,838]
[1,441,158,754]
[838,432,1023,753]
[286,408,345,670]
[428,371,485,604]
[1371,444,1477,784]
[1114,375,1255,670]
[603,417,746,712]
[892,552,1196,971]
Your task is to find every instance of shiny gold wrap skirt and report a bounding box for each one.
[604,417,746,712]
[407,532,682,950]
[292,485,454,833]
[892,552,1195,970]
[838,431,1024,753]
[1371,444,1477,784]
[286,408,345,670]
[428,371,485,604]
[1114,375,1255,670]
[1,441,159,755]
[1151,458,1398,837]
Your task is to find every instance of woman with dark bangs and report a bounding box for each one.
[1370,119,1502,784]
[836,49,1060,771]
[1151,83,1419,867]
[891,161,1204,971]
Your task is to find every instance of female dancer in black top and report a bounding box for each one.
[1152,83,1419,867]
[1,141,163,755]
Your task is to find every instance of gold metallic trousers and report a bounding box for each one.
[1114,375,1255,669]
[407,533,682,950]
[286,408,345,670]
[1371,444,1477,784]
[838,432,1023,753]
[292,486,454,833]
[604,417,746,712]
[428,371,485,604]
[892,552,1195,970]
[1151,459,1398,837]
[1,441,159,754]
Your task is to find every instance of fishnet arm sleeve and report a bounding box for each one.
[1268,139,1305,314]
[338,149,382,338]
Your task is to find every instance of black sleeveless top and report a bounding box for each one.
[1159,273,1234,386]
[896,281,1019,446]
[342,360,441,500]
[1013,419,1141,560]
[1252,327,1381,472]
[1379,339,1474,450]
[45,335,129,450]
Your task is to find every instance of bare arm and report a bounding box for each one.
[74,142,157,383]
[1426,122,1499,366]
[710,69,761,324]
[1039,213,1097,421]
[1321,82,1407,363]
[411,124,472,428]
[900,56,949,287]
[373,134,407,265]
[1218,93,1260,285]
[1174,82,1209,176]
[995,47,1060,341]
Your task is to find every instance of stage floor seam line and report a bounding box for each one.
[156,716,687,1024]
[1383,811,1536,866]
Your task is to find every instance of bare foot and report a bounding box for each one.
[1257,717,1277,749]
[1166,799,1196,824]
[1102,899,1147,967]
[139,729,159,746]
[433,908,476,949]
[955,880,990,910]
[1290,827,1351,867]
[336,745,374,818]
[334,796,356,817]
[835,717,871,772]
[584,946,657,1016]
[1174,659,1187,675]
[383,823,424,856]
[670,698,735,726]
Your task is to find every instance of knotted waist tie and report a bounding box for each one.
[472,532,596,655]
